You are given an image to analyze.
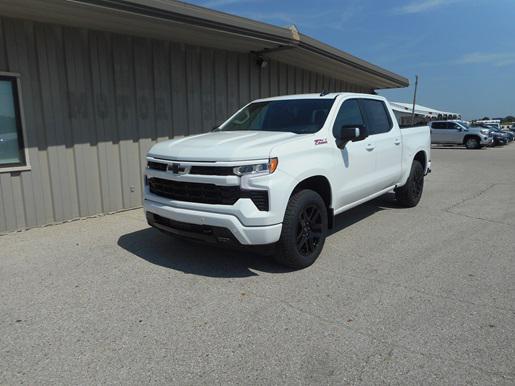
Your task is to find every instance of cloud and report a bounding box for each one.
[394,0,455,14]
[457,52,515,67]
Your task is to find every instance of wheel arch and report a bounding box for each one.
[413,150,427,170]
[463,134,480,145]
[290,175,334,229]
[399,149,429,187]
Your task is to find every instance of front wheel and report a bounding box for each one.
[465,136,480,149]
[274,190,328,269]
[395,160,424,208]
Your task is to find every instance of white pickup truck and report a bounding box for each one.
[144,93,431,268]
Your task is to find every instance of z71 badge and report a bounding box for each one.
[314,138,328,145]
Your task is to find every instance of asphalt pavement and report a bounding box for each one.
[1,144,514,385]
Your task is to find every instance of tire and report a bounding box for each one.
[465,136,480,149]
[395,160,424,208]
[274,189,328,269]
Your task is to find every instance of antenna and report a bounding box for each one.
[411,75,419,125]
[320,90,329,96]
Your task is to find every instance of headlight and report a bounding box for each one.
[480,129,490,135]
[233,158,278,176]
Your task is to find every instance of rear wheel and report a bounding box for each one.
[395,160,424,208]
[465,136,480,149]
[275,190,327,268]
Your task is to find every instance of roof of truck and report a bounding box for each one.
[253,92,386,102]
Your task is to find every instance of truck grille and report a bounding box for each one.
[147,162,235,175]
[189,165,234,175]
[147,161,167,171]
[148,177,269,211]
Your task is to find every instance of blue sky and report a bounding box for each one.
[186,0,514,119]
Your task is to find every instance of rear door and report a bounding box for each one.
[331,98,379,208]
[430,122,446,143]
[360,99,402,189]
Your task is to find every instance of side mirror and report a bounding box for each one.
[335,125,368,148]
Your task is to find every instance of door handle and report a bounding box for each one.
[394,139,401,145]
[365,144,375,151]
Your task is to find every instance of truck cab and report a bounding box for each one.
[144,93,431,268]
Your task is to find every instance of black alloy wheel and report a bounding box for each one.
[395,160,424,208]
[410,164,424,199]
[275,190,328,268]
[296,204,323,256]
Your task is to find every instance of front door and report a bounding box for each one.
[434,122,460,144]
[446,122,463,143]
[331,99,379,209]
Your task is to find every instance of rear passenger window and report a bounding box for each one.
[431,122,446,129]
[360,99,392,135]
[332,99,365,137]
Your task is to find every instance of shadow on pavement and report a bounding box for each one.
[118,193,400,278]
[431,146,488,150]
[117,227,292,278]
[330,192,399,235]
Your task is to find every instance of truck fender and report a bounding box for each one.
[398,149,428,187]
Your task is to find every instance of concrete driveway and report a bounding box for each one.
[1,145,515,384]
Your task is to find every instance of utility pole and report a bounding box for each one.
[411,75,419,126]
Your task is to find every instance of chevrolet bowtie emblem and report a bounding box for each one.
[169,163,181,174]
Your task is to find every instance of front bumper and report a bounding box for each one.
[490,136,507,146]
[144,199,282,245]
[480,136,493,145]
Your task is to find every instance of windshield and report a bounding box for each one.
[487,125,500,131]
[219,99,335,134]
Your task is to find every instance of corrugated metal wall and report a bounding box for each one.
[0,16,370,233]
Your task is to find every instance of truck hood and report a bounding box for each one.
[148,131,298,162]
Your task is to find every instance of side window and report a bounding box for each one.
[360,99,392,135]
[0,74,26,169]
[431,122,445,129]
[332,99,364,137]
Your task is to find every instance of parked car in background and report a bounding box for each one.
[144,93,431,268]
[475,119,501,129]
[501,129,514,142]
[429,120,492,149]
[474,124,510,146]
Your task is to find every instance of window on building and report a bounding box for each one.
[0,74,26,169]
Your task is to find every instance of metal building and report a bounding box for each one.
[0,0,408,233]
